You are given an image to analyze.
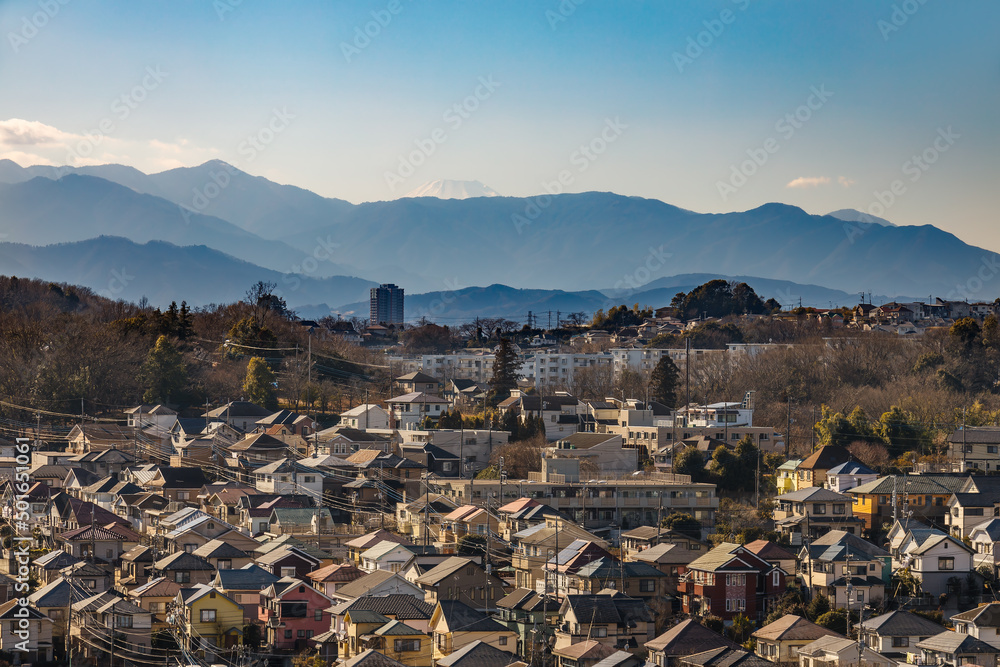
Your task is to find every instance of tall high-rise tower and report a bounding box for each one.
[369,283,404,325]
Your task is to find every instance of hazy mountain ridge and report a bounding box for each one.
[0,236,375,307]
[0,158,995,306]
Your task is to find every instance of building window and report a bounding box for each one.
[200,610,216,622]
[175,572,190,583]
[281,567,296,577]
[218,560,231,570]
[315,610,323,621]
[285,630,292,639]
[395,639,420,652]
[499,636,508,646]
[640,580,655,592]
[939,557,955,570]
[813,504,826,515]
[833,505,846,515]
[893,637,909,647]
[594,627,607,638]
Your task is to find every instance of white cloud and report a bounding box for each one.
[0,118,217,173]
[838,176,856,187]
[786,176,831,189]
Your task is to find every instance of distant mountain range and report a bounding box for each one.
[0,158,994,316]
[402,179,500,200]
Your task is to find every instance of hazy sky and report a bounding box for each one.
[1,1,997,247]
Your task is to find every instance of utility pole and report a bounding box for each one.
[684,339,691,417]
[109,601,116,667]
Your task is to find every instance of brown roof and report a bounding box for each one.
[798,445,852,471]
[753,614,844,642]
[647,619,739,654]
[745,540,795,562]
[309,563,366,583]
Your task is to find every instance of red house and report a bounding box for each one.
[259,576,334,651]
[678,542,786,622]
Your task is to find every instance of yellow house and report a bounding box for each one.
[776,459,802,494]
[339,610,432,667]
[753,614,843,666]
[429,600,516,664]
[175,583,244,657]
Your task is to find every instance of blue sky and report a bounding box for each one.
[1,0,998,247]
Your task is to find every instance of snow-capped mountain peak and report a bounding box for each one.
[402,179,500,200]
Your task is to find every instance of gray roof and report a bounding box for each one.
[916,630,1000,654]
[646,619,739,654]
[342,649,407,667]
[776,487,851,503]
[952,602,1000,628]
[214,564,280,590]
[435,640,517,667]
[329,593,433,620]
[561,593,653,626]
[860,610,946,636]
[680,647,773,667]
[435,599,509,633]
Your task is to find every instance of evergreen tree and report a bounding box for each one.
[178,301,194,340]
[243,356,278,410]
[649,356,681,407]
[141,335,186,403]
[489,338,521,405]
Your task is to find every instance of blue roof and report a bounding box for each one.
[215,564,280,589]
[827,460,876,476]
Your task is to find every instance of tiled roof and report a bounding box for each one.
[753,615,843,641]
[646,619,738,654]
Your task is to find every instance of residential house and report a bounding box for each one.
[952,603,1000,650]
[346,529,414,565]
[338,611,432,667]
[915,631,1000,667]
[203,401,272,432]
[681,647,771,667]
[175,584,245,657]
[329,570,425,604]
[253,458,325,496]
[0,598,53,662]
[399,443,461,478]
[553,640,618,667]
[267,507,334,537]
[903,532,974,596]
[775,459,803,494]
[947,427,1000,472]
[129,576,182,632]
[439,504,498,553]
[32,549,81,586]
[510,518,607,591]
[307,562,365,598]
[193,539,254,571]
[794,445,852,490]
[946,476,1000,539]
[28,577,88,637]
[154,551,216,586]
[211,564,280,622]
[71,593,153,664]
[496,588,551,659]
[859,610,948,658]
[799,530,890,609]
[679,542,786,621]
[825,460,878,494]
[773,487,863,542]
[360,541,418,574]
[631,543,695,596]
[645,619,739,667]
[56,522,139,562]
[117,544,155,590]
[970,519,1000,575]
[563,557,669,601]
[255,544,322,579]
[752,615,843,667]
[145,466,210,503]
[67,424,134,454]
[796,635,897,667]
[435,639,518,667]
[497,497,572,542]
[340,404,391,430]
[848,475,968,535]
[554,591,654,657]
[428,600,517,664]
[395,372,442,395]
[386,392,450,429]
[744,540,797,578]
[259,576,333,650]
[413,556,506,610]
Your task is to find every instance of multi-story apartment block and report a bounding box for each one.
[370,283,404,325]
[425,465,718,532]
